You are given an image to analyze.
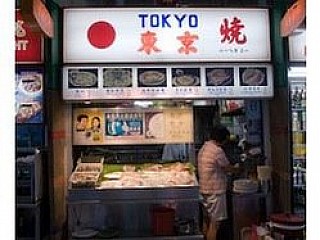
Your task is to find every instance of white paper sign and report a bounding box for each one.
[289,29,306,62]
[63,8,271,63]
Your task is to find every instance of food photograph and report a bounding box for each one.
[172,68,201,87]
[137,68,167,87]
[205,68,234,86]
[239,67,267,86]
[15,69,44,123]
[68,68,99,88]
[103,68,132,88]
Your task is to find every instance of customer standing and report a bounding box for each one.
[198,125,236,240]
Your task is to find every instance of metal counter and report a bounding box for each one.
[68,185,200,204]
[67,186,204,240]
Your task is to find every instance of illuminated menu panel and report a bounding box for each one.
[63,63,273,100]
[16,67,44,123]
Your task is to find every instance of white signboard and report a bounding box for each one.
[289,29,306,62]
[63,8,271,63]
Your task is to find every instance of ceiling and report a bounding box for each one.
[49,0,275,8]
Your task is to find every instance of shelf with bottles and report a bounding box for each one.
[290,84,306,109]
[291,111,306,132]
[292,152,306,160]
[292,130,306,133]
[293,187,306,206]
[293,162,306,189]
[292,156,306,161]
[292,107,306,111]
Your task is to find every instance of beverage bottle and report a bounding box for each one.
[293,169,298,185]
[301,88,306,108]
[297,169,302,185]
[296,87,302,108]
[302,112,306,131]
[292,112,300,131]
[291,88,296,108]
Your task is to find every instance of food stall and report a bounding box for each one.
[62,8,273,239]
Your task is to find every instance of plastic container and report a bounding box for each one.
[151,206,175,236]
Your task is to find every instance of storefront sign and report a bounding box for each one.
[288,29,306,62]
[63,8,271,63]
[16,9,43,63]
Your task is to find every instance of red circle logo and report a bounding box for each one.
[87,21,116,49]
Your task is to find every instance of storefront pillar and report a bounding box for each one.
[45,0,71,238]
[269,0,291,213]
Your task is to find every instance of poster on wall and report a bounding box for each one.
[73,108,194,145]
[73,109,104,144]
[15,68,44,123]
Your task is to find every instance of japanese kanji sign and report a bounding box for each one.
[63,8,270,63]
[16,9,43,63]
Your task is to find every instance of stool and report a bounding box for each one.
[272,228,305,240]
[240,227,252,240]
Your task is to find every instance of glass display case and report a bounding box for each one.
[289,67,306,216]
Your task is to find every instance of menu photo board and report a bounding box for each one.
[63,63,273,100]
[15,67,44,123]
[73,108,194,145]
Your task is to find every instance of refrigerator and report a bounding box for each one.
[288,67,306,216]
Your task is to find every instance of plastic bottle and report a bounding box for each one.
[301,88,306,108]
[301,112,306,131]
[295,87,302,108]
[293,169,298,186]
[292,112,300,131]
[291,88,296,108]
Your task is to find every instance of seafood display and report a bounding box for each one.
[98,162,197,189]
[69,158,104,188]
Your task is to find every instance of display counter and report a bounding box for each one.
[67,186,203,240]
[67,161,203,240]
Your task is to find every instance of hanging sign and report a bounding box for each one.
[16,9,43,63]
[20,0,54,38]
[280,0,306,37]
[63,8,271,63]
